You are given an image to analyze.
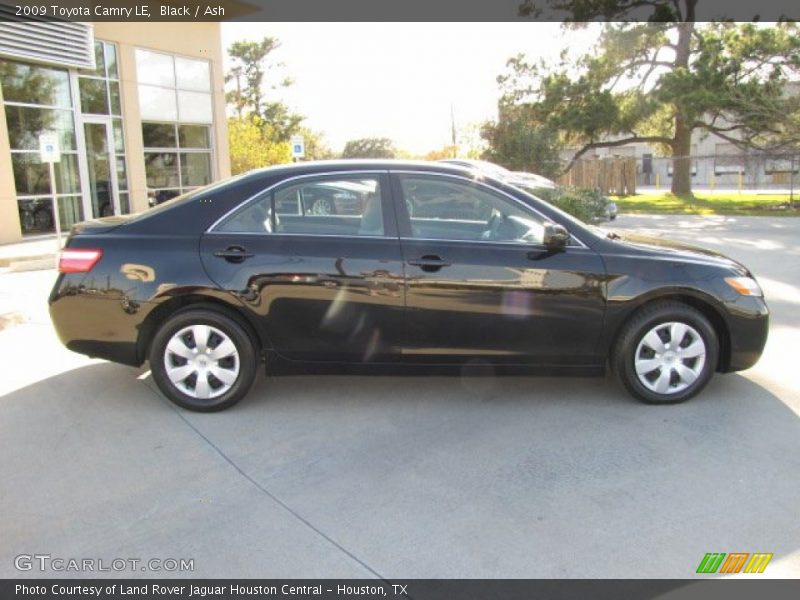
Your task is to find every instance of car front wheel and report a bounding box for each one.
[612,302,718,404]
[150,308,257,411]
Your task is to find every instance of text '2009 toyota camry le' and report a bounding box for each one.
[49,160,768,411]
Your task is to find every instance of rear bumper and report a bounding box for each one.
[723,296,769,372]
[49,274,143,367]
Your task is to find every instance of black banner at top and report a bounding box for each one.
[0,0,798,22]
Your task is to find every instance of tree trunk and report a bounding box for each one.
[670,14,695,195]
[671,117,693,195]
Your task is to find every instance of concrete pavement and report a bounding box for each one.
[1,215,798,578]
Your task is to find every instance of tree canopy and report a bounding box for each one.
[496,18,800,193]
[341,138,397,159]
[226,37,307,172]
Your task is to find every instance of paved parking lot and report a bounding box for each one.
[1,215,799,578]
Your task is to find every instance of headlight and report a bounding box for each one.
[724,276,763,297]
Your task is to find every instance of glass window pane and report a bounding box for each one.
[135,49,175,87]
[218,177,383,236]
[11,153,49,195]
[175,57,210,92]
[144,152,179,188]
[116,156,128,190]
[138,84,177,121]
[142,123,176,148]
[4,106,76,151]
[104,43,118,79]
[178,125,210,148]
[177,90,212,123]
[118,192,130,215]
[94,42,106,77]
[109,81,121,115]
[112,120,125,153]
[400,176,544,243]
[148,188,181,206]
[0,62,71,107]
[18,194,84,235]
[180,152,211,187]
[79,78,109,114]
[54,153,81,194]
[56,195,85,230]
[18,197,54,234]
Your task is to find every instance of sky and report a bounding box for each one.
[221,23,600,154]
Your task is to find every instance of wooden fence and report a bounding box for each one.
[558,157,637,195]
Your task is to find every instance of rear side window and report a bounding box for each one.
[215,175,386,237]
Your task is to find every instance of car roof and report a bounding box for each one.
[236,159,480,183]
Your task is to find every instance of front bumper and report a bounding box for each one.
[722,295,769,372]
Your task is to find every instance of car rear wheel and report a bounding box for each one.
[612,302,718,404]
[149,309,257,412]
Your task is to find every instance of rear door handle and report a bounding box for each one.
[408,255,450,272]
[214,246,255,263]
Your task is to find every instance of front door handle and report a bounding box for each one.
[214,246,254,263]
[408,255,450,272]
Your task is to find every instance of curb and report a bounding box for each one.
[0,254,56,272]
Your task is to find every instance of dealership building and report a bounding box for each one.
[0,21,230,244]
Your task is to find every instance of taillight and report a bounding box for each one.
[58,249,103,273]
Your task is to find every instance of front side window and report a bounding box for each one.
[399,175,545,244]
[216,176,386,237]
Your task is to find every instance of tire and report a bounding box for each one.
[612,301,719,404]
[149,309,258,412]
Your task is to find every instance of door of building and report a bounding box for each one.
[82,119,121,218]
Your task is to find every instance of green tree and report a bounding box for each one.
[341,137,397,159]
[500,14,800,194]
[227,116,291,174]
[226,38,302,143]
[481,106,563,179]
[296,127,337,161]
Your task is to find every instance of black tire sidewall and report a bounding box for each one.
[614,303,719,404]
[149,309,257,412]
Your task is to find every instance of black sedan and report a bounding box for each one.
[49,160,768,411]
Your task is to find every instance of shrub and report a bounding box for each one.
[534,186,611,223]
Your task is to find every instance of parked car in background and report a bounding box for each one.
[439,158,616,221]
[274,179,375,216]
[510,171,557,190]
[50,160,768,412]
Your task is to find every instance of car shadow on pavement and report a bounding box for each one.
[2,362,799,578]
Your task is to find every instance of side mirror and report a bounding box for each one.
[542,222,570,249]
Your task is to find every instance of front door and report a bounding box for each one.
[200,172,406,363]
[83,120,119,218]
[392,172,607,367]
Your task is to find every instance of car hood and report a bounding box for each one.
[607,230,748,273]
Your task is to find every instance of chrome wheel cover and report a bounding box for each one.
[163,325,240,400]
[634,321,706,395]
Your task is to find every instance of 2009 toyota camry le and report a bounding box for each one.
[49,160,769,411]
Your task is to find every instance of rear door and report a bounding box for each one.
[200,171,405,363]
[391,172,607,368]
